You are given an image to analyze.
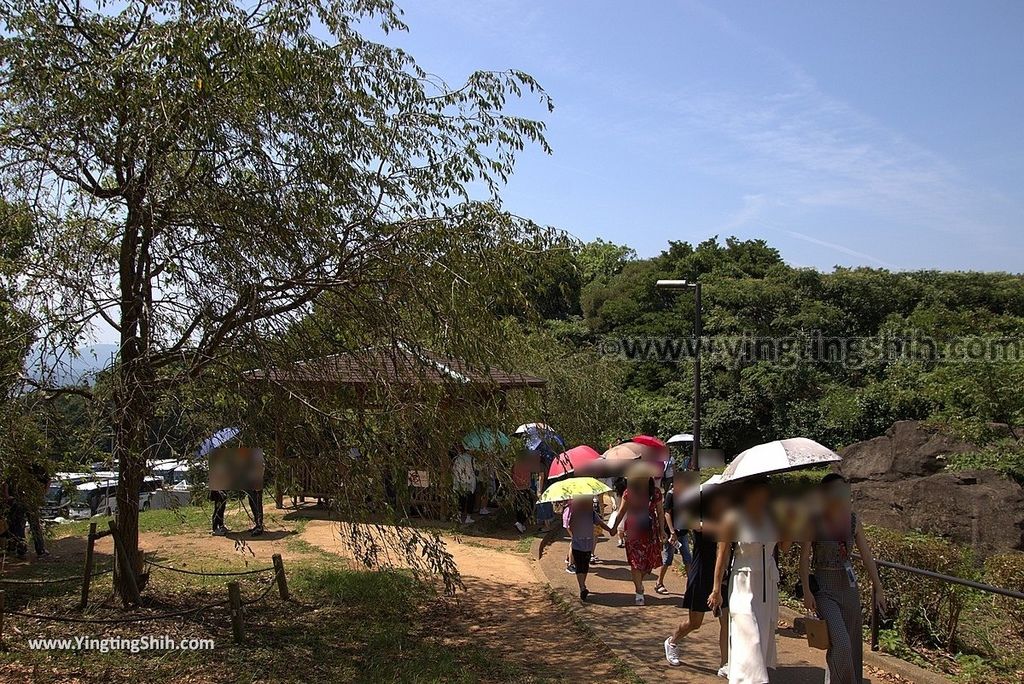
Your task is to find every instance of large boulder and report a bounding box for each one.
[839,420,975,483]
[851,469,1024,555]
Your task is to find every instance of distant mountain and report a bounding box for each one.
[26,344,118,387]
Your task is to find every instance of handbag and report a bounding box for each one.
[804,614,831,650]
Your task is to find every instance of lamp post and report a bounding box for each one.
[656,279,702,471]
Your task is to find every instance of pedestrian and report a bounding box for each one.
[609,473,663,605]
[511,451,541,534]
[246,489,265,536]
[476,459,495,516]
[799,473,886,684]
[533,440,558,532]
[210,489,229,536]
[609,476,627,548]
[451,447,477,524]
[26,463,50,557]
[566,495,613,601]
[664,484,730,678]
[709,478,787,684]
[655,470,694,594]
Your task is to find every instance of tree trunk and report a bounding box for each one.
[112,196,154,605]
[111,360,151,605]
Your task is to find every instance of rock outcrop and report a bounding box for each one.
[838,421,1024,555]
[840,420,975,482]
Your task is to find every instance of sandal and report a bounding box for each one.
[654,583,669,594]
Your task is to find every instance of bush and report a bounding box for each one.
[947,441,1024,484]
[860,526,977,651]
[983,552,1024,639]
[779,525,978,652]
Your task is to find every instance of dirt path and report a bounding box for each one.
[300,520,635,682]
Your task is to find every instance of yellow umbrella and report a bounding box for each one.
[538,477,611,503]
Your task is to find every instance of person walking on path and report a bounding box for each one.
[664,486,730,677]
[610,474,663,605]
[709,479,786,684]
[799,473,887,684]
[565,495,613,601]
[511,451,541,534]
[655,471,694,594]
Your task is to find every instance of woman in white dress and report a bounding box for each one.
[708,479,786,684]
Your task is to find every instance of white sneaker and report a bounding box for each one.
[634,593,645,606]
[717,664,729,678]
[514,522,527,533]
[478,507,493,515]
[664,637,681,666]
[463,515,475,524]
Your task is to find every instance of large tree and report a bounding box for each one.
[0,0,554,602]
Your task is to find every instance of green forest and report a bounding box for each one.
[514,236,1024,470]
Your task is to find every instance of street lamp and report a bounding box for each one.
[656,279,702,471]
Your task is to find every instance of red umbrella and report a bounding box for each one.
[631,434,669,460]
[548,445,601,482]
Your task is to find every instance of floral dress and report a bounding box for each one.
[621,489,663,573]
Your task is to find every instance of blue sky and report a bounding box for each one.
[379,0,1024,272]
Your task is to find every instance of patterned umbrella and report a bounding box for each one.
[721,438,841,483]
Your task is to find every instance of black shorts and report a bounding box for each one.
[571,548,591,574]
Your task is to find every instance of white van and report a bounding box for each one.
[68,476,165,519]
[42,472,94,521]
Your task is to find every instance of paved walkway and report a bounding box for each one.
[541,535,861,684]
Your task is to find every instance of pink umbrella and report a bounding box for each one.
[547,445,601,482]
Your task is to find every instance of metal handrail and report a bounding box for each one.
[873,557,1024,601]
[856,554,1024,651]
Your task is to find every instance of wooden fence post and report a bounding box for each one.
[108,520,141,605]
[228,581,245,644]
[79,522,97,610]
[272,554,289,601]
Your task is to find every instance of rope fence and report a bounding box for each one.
[0,567,113,586]
[144,559,276,577]
[0,521,291,644]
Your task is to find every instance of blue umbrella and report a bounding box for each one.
[197,427,241,458]
[513,422,565,453]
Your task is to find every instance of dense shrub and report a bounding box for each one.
[859,526,977,650]
[778,525,977,652]
[984,552,1024,639]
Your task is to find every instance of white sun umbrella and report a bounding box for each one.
[666,433,694,445]
[721,437,841,483]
